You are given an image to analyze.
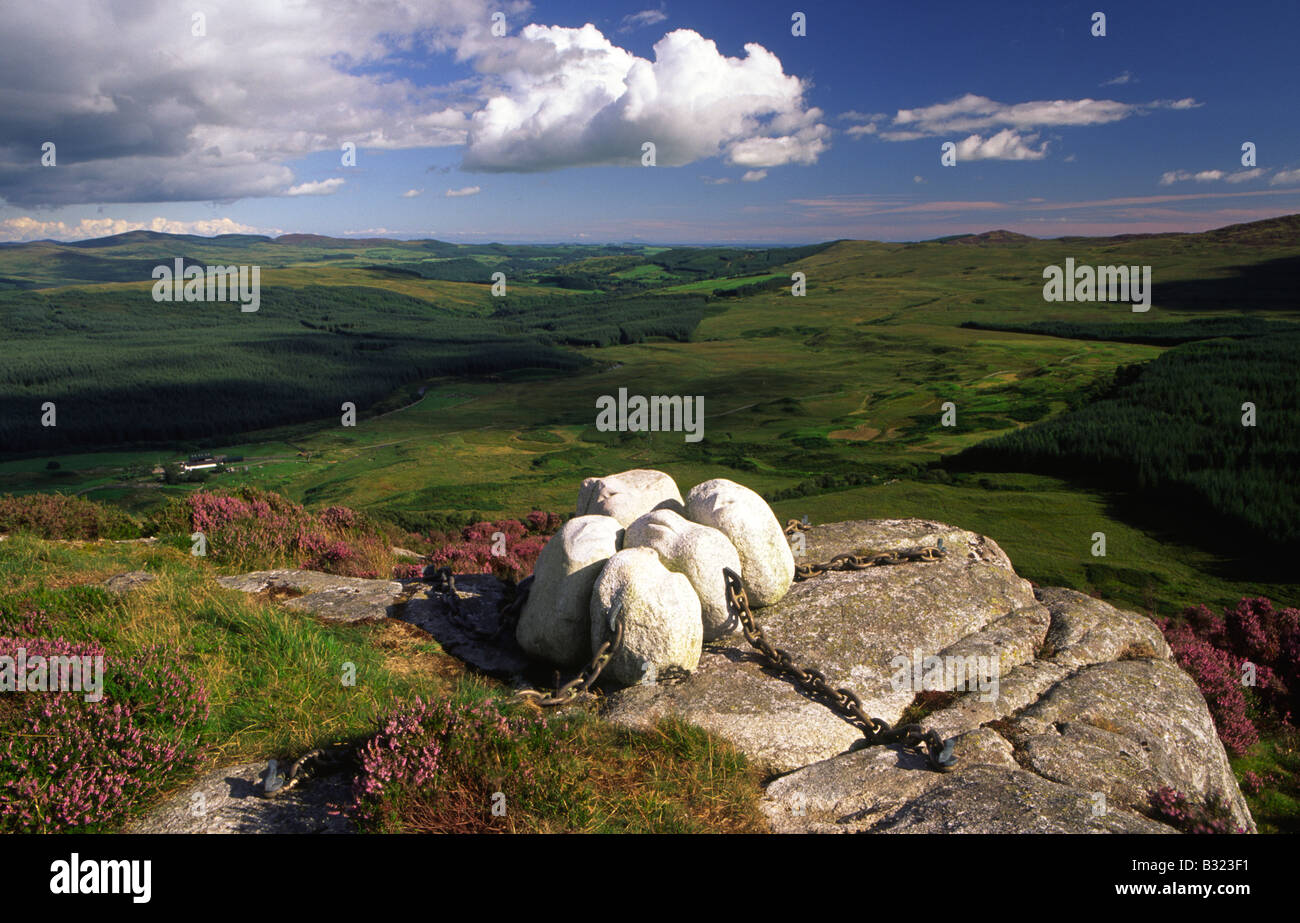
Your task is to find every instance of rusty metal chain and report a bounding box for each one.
[723,566,956,771]
[794,546,944,581]
[499,574,532,622]
[259,745,350,798]
[497,522,958,774]
[512,594,625,708]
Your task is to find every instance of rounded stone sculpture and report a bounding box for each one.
[590,547,702,686]
[624,508,743,640]
[685,478,794,607]
[516,514,623,667]
[576,468,684,527]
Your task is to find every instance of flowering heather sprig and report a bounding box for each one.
[1238,770,1279,795]
[418,513,559,583]
[183,486,393,578]
[526,510,563,533]
[1159,620,1258,754]
[1147,786,1243,834]
[1159,596,1300,755]
[350,696,554,830]
[0,638,208,833]
[320,506,358,530]
[0,492,140,540]
[0,605,55,637]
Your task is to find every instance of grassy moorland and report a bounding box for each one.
[0,528,764,833]
[2,216,1298,831]
[6,219,1296,609]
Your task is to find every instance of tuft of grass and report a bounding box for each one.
[351,693,765,834]
[1232,729,1300,834]
[898,690,958,726]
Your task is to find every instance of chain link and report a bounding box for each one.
[259,746,349,798]
[499,574,531,622]
[723,566,956,771]
[794,546,945,581]
[511,586,625,708]
[499,526,959,771]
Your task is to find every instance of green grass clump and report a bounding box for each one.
[1233,731,1300,834]
[352,692,765,834]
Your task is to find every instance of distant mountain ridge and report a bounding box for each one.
[932,229,1037,245]
[2,212,1298,251]
[1056,213,1300,247]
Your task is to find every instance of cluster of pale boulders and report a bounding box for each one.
[515,469,795,685]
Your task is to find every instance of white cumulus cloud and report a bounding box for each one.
[0,2,826,204]
[461,25,828,172]
[1159,169,1264,185]
[446,185,481,197]
[891,93,1175,135]
[286,178,346,196]
[954,130,1047,161]
[0,0,508,206]
[0,215,271,242]
[854,93,1200,156]
[620,7,668,32]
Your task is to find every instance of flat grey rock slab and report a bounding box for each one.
[758,588,1255,834]
[1037,585,1171,668]
[868,764,1177,834]
[921,659,1070,741]
[762,728,1014,833]
[103,570,158,593]
[216,569,403,623]
[400,574,530,678]
[600,519,1038,775]
[125,762,351,834]
[763,742,1174,834]
[601,646,864,776]
[1013,658,1255,832]
[799,518,1017,572]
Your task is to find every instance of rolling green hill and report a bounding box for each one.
[2,216,1298,617]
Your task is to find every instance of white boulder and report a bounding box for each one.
[684,478,794,607]
[576,469,684,527]
[590,547,702,686]
[516,515,623,666]
[624,508,742,640]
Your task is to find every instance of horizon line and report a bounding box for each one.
[6,212,1297,249]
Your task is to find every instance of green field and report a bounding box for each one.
[3,218,1298,619]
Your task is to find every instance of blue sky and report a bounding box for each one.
[2,0,1298,243]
